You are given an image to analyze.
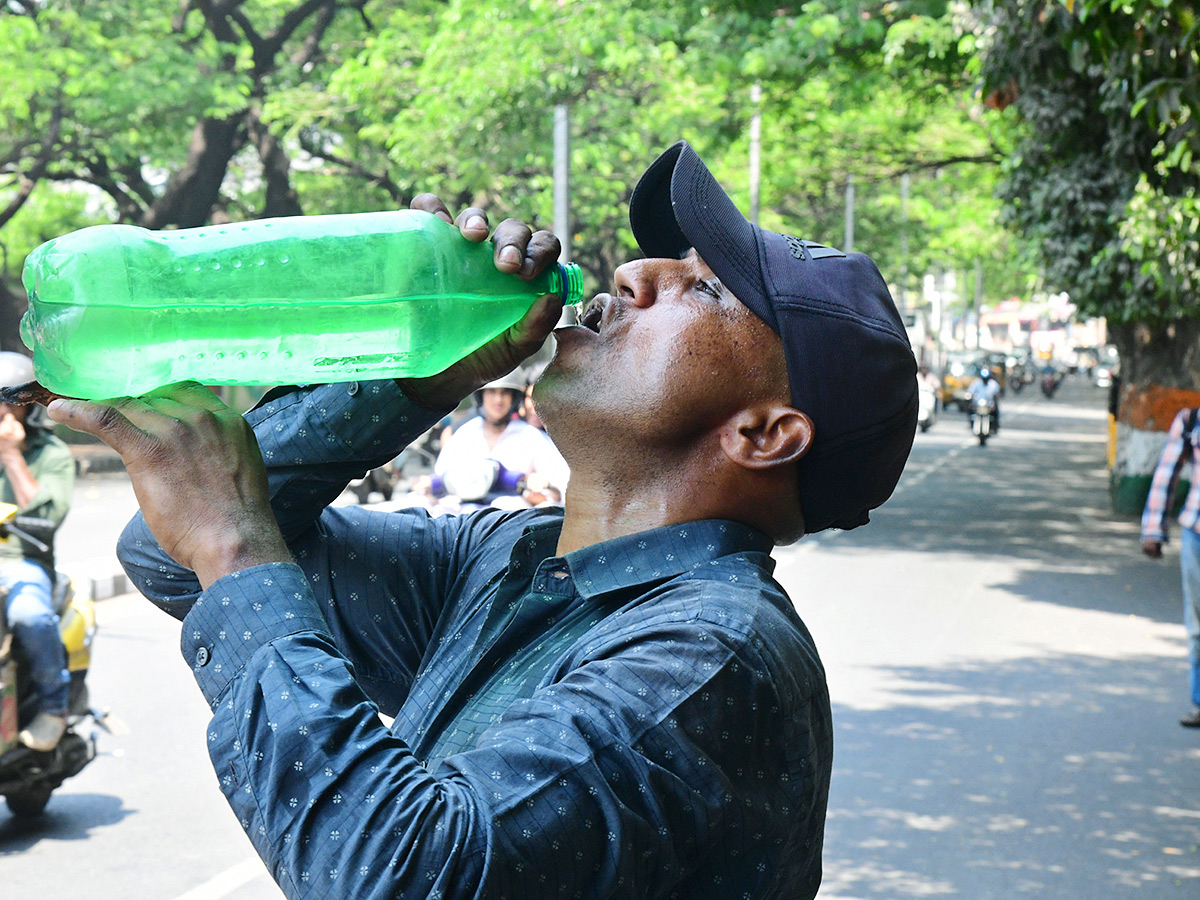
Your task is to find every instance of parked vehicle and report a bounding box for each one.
[970,395,998,446]
[1092,345,1120,389]
[917,381,938,433]
[0,504,113,819]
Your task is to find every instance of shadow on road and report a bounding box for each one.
[831,376,1182,624]
[824,650,1200,898]
[0,792,134,851]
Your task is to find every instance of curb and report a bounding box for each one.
[88,569,133,601]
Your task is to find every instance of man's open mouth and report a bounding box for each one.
[579,300,603,334]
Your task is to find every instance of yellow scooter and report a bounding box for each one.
[0,502,110,819]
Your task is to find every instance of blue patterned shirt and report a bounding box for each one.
[118,380,832,900]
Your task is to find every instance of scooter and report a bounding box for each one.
[969,395,998,446]
[0,504,112,819]
[1040,368,1061,398]
[917,382,938,433]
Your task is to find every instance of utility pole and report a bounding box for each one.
[749,84,762,225]
[974,258,984,350]
[898,172,909,314]
[553,103,573,328]
[553,104,571,262]
[844,174,855,253]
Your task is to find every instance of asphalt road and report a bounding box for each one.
[2,373,1198,898]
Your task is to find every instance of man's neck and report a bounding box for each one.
[554,455,733,556]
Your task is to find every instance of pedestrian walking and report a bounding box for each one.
[1140,405,1200,727]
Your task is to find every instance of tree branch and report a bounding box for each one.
[297,132,404,202]
[0,104,63,230]
[290,0,337,69]
[257,0,336,75]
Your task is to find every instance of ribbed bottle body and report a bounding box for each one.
[21,211,581,398]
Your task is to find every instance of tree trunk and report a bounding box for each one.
[0,280,28,354]
[1108,319,1200,516]
[141,114,245,229]
[248,112,303,218]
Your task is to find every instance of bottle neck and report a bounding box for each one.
[553,262,585,305]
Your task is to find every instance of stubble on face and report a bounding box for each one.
[535,263,791,477]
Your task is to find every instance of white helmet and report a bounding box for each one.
[0,351,34,388]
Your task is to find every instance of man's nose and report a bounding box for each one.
[613,258,671,308]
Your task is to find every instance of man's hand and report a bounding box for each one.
[47,382,292,588]
[398,195,564,410]
[1142,538,1164,559]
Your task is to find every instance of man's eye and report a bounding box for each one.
[696,280,721,299]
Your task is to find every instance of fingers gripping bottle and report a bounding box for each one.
[20,210,585,399]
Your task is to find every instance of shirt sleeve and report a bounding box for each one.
[119,379,448,619]
[188,567,828,900]
[1141,408,1189,543]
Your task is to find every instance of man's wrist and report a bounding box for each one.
[191,526,294,590]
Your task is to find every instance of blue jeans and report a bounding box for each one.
[1179,528,1200,706]
[2,559,69,715]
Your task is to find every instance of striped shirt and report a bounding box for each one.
[1141,407,1200,542]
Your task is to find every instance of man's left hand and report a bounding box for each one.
[47,382,292,588]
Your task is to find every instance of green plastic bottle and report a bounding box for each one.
[20,210,584,399]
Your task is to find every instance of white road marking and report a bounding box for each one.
[168,858,269,900]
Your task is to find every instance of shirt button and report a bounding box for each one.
[195,646,211,667]
[347,382,360,396]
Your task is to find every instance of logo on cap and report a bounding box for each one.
[785,235,847,262]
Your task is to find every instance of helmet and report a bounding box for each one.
[473,369,527,420]
[480,370,528,394]
[0,351,34,388]
[979,367,991,379]
[0,351,50,431]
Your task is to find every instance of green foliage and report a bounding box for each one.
[978,0,1200,326]
[1,0,1025,315]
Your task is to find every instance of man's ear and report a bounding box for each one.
[720,405,814,471]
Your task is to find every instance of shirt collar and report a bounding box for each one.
[558,519,775,599]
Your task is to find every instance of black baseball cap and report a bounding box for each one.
[629,141,917,534]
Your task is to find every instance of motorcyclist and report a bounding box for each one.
[428,368,569,509]
[0,352,75,751]
[967,366,1001,431]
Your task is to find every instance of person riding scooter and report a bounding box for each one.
[0,352,75,752]
[966,366,1001,434]
[427,369,569,510]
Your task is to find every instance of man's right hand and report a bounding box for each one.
[397,195,564,411]
[1142,538,1164,559]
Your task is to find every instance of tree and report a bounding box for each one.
[2,0,1025,357]
[311,0,1019,297]
[977,0,1200,387]
[977,0,1200,512]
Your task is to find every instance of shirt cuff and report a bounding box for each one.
[181,562,332,708]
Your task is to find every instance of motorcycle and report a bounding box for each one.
[1040,368,1061,398]
[436,458,530,512]
[0,504,112,819]
[917,382,938,433]
[969,395,998,446]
